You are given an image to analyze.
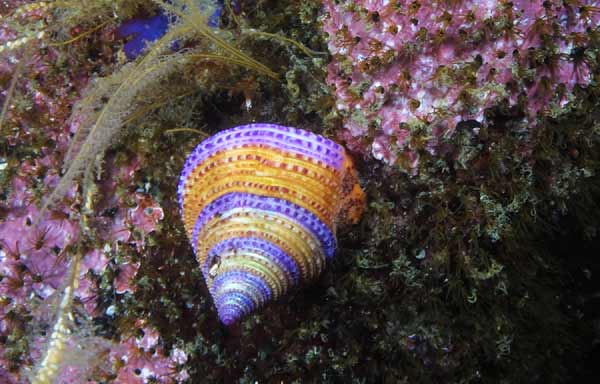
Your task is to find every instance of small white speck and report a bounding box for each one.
[141,367,154,380]
[372,142,384,160]
[385,39,396,49]
[106,305,116,316]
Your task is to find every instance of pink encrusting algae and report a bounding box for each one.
[322,0,600,169]
[0,2,172,382]
[0,156,166,382]
[107,321,190,383]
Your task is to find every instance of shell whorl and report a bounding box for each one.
[178,124,365,325]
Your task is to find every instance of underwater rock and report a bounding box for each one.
[178,123,365,324]
[322,0,599,169]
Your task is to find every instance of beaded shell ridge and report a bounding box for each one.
[178,123,365,325]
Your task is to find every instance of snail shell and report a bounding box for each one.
[178,124,365,325]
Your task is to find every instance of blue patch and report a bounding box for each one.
[205,1,223,28]
[117,1,224,60]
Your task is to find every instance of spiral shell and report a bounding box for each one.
[178,123,365,325]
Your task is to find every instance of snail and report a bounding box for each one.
[178,123,365,325]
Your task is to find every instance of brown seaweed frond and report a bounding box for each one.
[121,89,197,126]
[48,20,111,47]
[163,126,209,137]
[39,0,279,220]
[39,26,193,219]
[28,187,114,383]
[28,251,82,384]
[189,51,273,71]
[153,0,279,79]
[243,30,328,57]
[0,59,23,135]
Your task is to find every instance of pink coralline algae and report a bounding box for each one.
[0,157,164,381]
[0,9,167,382]
[107,321,190,383]
[322,1,600,169]
[0,156,167,380]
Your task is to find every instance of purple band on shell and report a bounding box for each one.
[191,192,336,260]
[177,123,345,207]
[210,270,272,302]
[204,237,300,284]
[216,291,255,324]
[210,271,273,323]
